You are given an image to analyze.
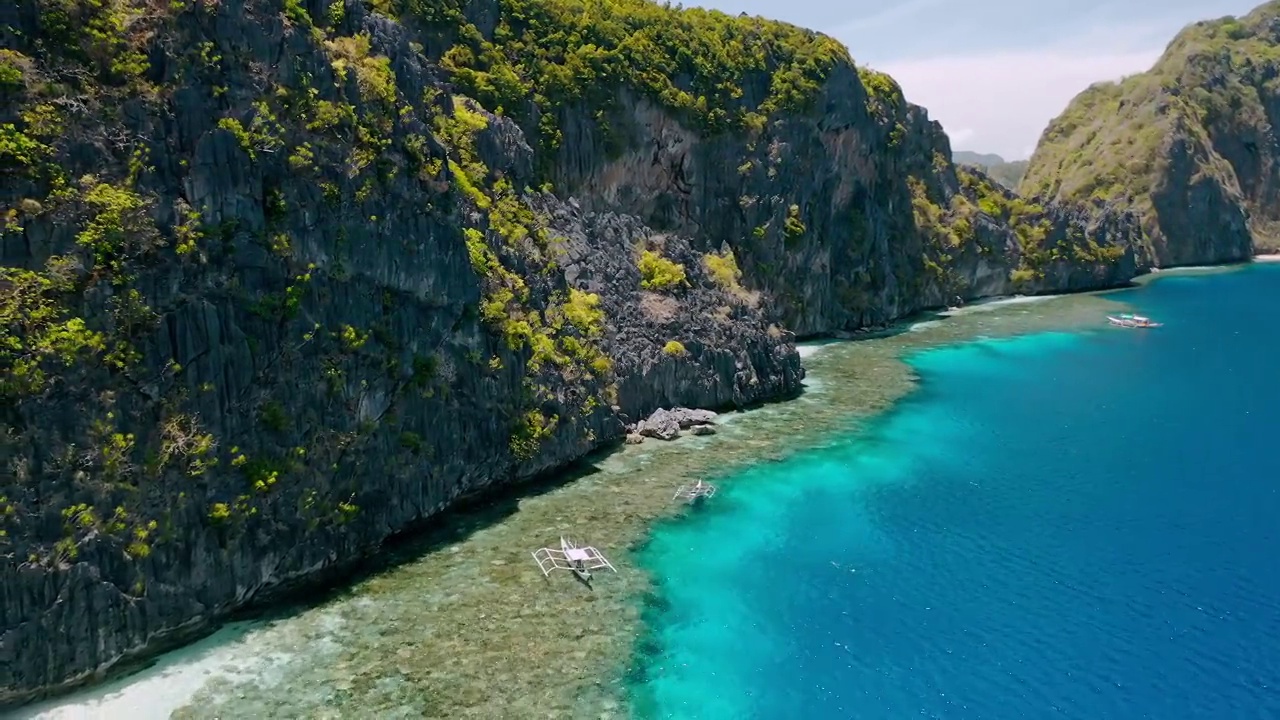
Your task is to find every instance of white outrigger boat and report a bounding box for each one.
[673,478,716,503]
[1107,313,1162,328]
[532,537,616,582]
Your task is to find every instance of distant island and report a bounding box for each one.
[952,150,1030,190]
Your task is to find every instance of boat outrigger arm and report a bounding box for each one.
[531,537,616,581]
[1107,313,1162,328]
[673,478,717,502]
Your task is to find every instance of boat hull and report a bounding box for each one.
[1107,316,1162,328]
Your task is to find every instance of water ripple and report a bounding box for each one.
[631,268,1280,719]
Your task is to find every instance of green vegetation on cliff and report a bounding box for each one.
[432,92,615,419]
[905,161,1129,296]
[1021,1,1280,263]
[0,0,1139,568]
[0,0,614,570]
[960,168,1124,283]
[1019,78,1166,206]
[638,249,688,290]
[401,0,848,167]
[1,0,834,624]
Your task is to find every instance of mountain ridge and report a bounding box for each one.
[953,150,1029,190]
[953,150,1009,166]
[1020,0,1280,265]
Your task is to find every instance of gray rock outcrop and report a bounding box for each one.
[633,406,718,441]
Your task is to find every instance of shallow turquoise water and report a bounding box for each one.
[631,266,1280,718]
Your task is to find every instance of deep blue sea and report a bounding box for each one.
[630,266,1280,719]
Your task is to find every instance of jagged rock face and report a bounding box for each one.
[533,197,803,421]
[548,69,930,336]
[543,63,1140,335]
[0,0,800,704]
[1147,116,1255,266]
[950,167,1145,296]
[1021,2,1280,266]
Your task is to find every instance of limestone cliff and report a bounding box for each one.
[1021,0,1280,266]
[1,0,1136,705]
[518,60,1141,334]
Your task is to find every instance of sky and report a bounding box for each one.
[691,0,1264,159]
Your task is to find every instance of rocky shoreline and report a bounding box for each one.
[628,406,720,442]
[19,285,1138,719]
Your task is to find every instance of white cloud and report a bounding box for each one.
[838,17,1173,160]
[871,47,1160,160]
[948,127,975,146]
[831,0,947,34]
